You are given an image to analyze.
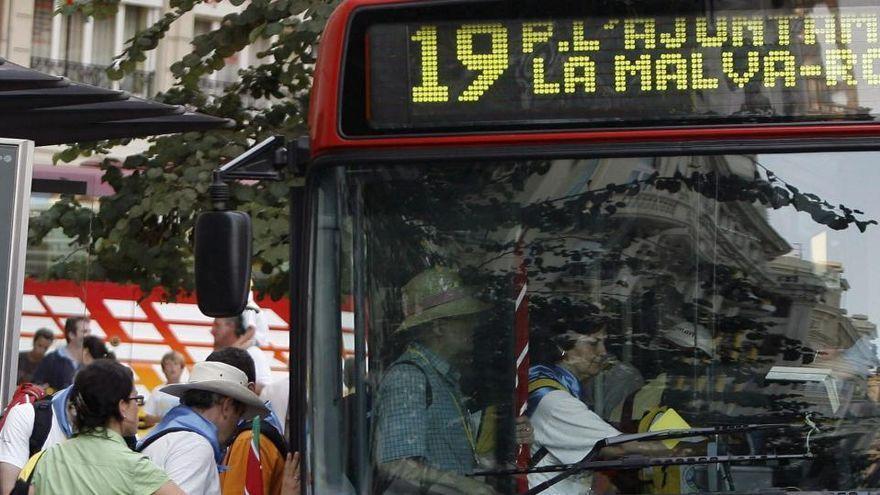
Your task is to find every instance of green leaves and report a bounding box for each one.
[265,22,284,36]
[31,0,340,299]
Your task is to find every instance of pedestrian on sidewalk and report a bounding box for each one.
[138,348,268,494]
[17,329,53,385]
[25,359,183,495]
[32,316,91,393]
[142,351,185,428]
[0,337,114,493]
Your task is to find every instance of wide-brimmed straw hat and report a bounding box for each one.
[397,267,491,333]
[162,361,268,419]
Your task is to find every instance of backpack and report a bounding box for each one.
[233,419,288,457]
[27,400,54,458]
[0,386,54,459]
[0,384,46,432]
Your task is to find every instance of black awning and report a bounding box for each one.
[0,83,128,110]
[0,60,64,90]
[0,57,233,145]
[18,113,233,145]
[2,98,186,130]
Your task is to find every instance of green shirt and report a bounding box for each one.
[32,428,169,495]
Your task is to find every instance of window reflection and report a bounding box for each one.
[323,152,880,493]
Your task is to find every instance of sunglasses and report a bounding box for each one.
[125,395,145,406]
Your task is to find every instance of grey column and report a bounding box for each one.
[0,139,34,406]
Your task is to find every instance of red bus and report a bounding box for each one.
[204,0,880,493]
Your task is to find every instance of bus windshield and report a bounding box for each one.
[310,151,880,494]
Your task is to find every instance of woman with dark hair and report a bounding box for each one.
[526,307,671,494]
[26,360,183,494]
[82,336,115,364]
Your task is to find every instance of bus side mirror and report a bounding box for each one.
[195,210,253,317]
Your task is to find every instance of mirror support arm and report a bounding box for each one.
[207,135,310,210]
[214,135,309,181]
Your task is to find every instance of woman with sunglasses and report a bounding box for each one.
[24,359,184,494]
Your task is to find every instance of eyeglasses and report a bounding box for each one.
[126,395,145,406]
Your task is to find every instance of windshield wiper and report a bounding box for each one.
[475,452,811,477]
[471,423,804,495]
[599,422,793,447]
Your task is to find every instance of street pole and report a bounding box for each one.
[63,0,74,77]
[63,15,70,76]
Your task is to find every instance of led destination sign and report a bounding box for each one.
[366,9,880,131]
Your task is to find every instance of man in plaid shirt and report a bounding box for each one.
[374,267,498,495]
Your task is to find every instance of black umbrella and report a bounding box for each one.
[0,57,232,144]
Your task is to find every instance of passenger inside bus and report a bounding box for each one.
[373,267,502,495]
[333,151,880,493]
[526,307,690,494]
[605,321,714,431]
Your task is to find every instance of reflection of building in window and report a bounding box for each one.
[57,12,86,64]
[626,157,656,184]
[25,193,96,278]
[769,256,874,352]
[512,153,878,426]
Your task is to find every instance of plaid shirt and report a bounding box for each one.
[375,344,477,474]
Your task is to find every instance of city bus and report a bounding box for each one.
[199,0,880,493]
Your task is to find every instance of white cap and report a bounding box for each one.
[663,322,713,357]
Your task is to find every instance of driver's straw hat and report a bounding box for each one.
[397,267,491,332]
[662,322,714,357]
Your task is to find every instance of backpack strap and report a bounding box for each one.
[526,377,567,467]
[28,402,53,458]
[135,427,193,453]
[260,422,288,457]
[528,378,568,395]
[19,450,46,483]
[529,447,549,468]
[395,360,433,408]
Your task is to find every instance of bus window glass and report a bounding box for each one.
[315,151,880,494]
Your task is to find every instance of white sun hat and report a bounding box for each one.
[161,361,269,419]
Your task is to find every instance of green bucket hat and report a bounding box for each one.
[398,267,491,332]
